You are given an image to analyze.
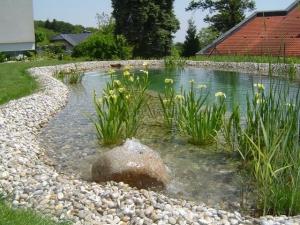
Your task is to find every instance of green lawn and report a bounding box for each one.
[0,200,70,225]
[0,60,79,105]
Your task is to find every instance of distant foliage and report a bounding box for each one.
[186,0,255,33]
[112,0,180,58]
[182,19,201,57]
[198,27,220,49]
[72,32,132,60]
[0,52,6,63]
[96,12,115,34]
[35,31,45,44]
[35,19,96,34]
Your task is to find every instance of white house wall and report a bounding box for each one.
[0,0,35,52]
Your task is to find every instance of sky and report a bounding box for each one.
[33,0,296,42]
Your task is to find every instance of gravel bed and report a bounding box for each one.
[0,60,299,225]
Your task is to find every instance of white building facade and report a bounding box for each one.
[0,0,35,52]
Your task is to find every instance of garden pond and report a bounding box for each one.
[40,67,300,212]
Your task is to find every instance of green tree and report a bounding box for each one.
[198,27,219,48]
[111,0,180,58]
[186,0,255,33]
[96,12,115,34]
[182,19,201,57]
[35,31,45,44]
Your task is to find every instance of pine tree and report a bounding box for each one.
[182,19,201,57]
[186,0,255,33]
[111,0,180,58]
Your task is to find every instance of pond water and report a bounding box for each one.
[39,67,299,212]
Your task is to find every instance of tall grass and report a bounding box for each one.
[158,78,176,128]
[54,67,83,85]
[177,83,226,145]
[159,80,226,145]
[93,67,149,145]
[164,56,186,68]
[192,54,300,65]
[225,81,300,216]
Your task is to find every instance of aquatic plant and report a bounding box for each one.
[224,81,300,216]
[93,66,149,145]
[158,78,176,128]
[53,67,83,85]
[67,68,83,84]
[222,105,241,152]
[164,56,186,68]
[94,92,123,145]
[177,82,226,145]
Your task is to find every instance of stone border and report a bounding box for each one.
[0,60,299,225]
[186,60,300,78]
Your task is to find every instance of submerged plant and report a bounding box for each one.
[93,66,149,145]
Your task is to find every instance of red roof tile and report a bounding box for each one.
[201,2,300,56]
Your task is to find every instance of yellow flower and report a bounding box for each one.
[143,62,149,67]
[123,70,130,76]
[109,90,115,95]
[110,94,118,101]
[254,83,265,91]
[125,95,131,100]
[113,80,121,86]
[175,95,185,101]
[118,87,125,93]
[198,84,207,89]
[256,98,263,104]
[129,76,134,82]
[108,69,116,74]
[215,92,226,98]
[163,99,170,104]
[140,70,149,75]
[165,78,174,84]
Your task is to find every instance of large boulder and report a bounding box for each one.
[91,139,170,189]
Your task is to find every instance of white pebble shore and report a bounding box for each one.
[0,60,299,225]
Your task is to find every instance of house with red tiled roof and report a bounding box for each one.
[198,0,300,56]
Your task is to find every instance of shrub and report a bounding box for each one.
[72,32,132,60]
[0,52,6,63]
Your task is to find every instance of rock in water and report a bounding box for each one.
[91,139,170,189]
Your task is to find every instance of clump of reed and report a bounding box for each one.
[93,66,149,145]
[164,56,186,68]
[54,67,83,85]
[159,79,226,145]
[225,82,300,216]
